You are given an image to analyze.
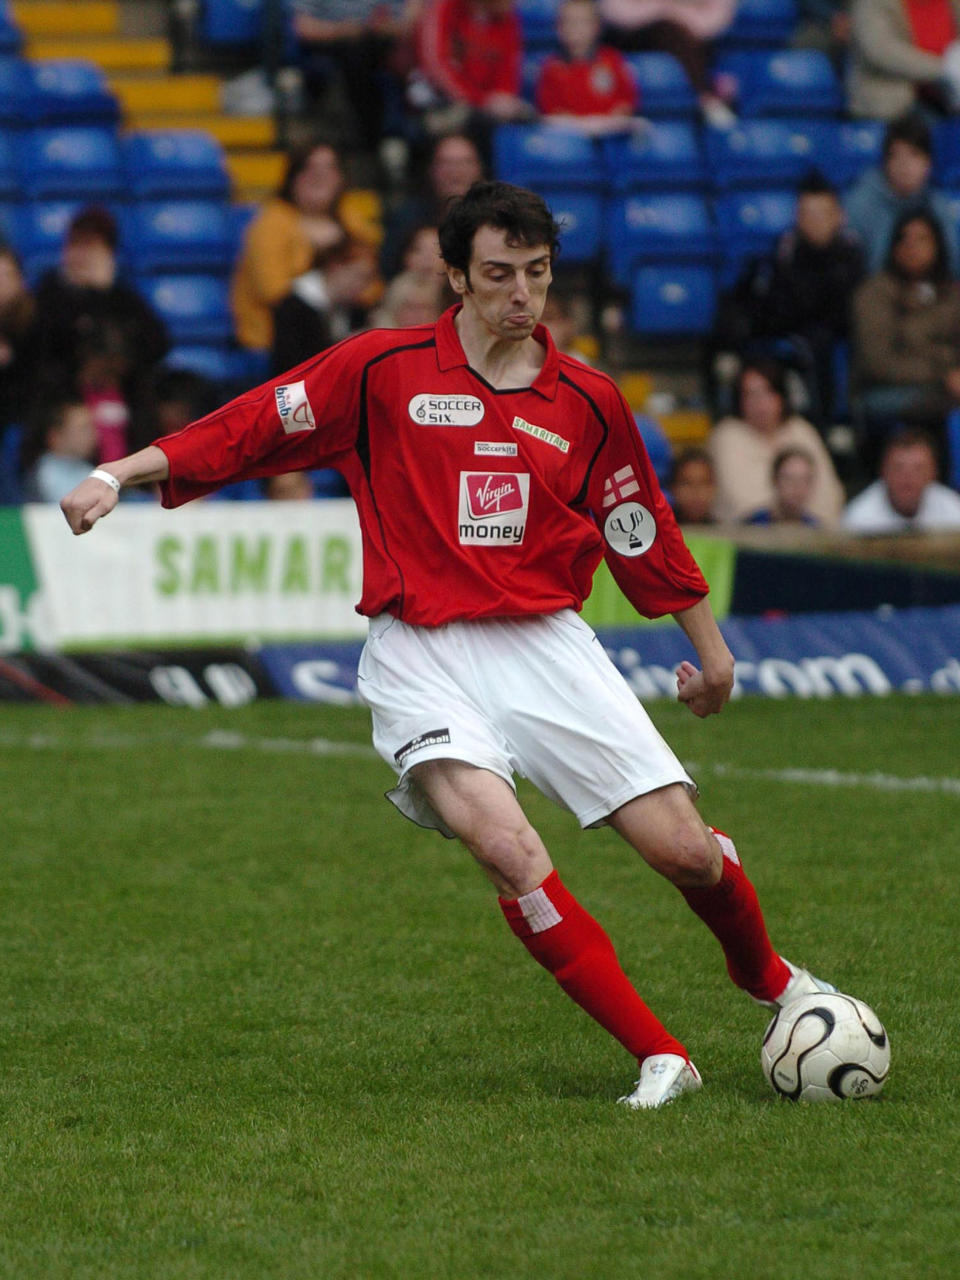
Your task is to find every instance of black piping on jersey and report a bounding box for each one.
[558,370,609,507]
[355,335,437,618]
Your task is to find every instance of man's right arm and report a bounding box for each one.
[61,445,170,535]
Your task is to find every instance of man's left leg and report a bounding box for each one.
[607,784,794,1004]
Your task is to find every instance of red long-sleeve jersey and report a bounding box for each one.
[536,48,638,117]
[155,307,708,627]
[416,0,522,107]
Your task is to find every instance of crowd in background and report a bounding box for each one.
[3,0,960,534]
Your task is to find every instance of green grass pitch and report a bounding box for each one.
[0,693,958,1279]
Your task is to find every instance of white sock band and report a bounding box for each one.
[515,885,562,934]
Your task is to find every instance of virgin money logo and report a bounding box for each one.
[458,472,530,545]
[465,473,524,518]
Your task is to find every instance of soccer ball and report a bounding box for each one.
[761,991,890,1102]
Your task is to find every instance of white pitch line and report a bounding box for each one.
[1,731,959,794]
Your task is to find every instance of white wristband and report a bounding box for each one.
[90,468,121,494]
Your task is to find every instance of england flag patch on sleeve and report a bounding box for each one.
[275,380,316,433]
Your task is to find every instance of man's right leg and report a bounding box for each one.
[410,759,698,1105]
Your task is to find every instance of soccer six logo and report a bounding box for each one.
[458,472,530,545]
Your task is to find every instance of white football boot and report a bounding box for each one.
[754,958,838,1010]
[618,1054,703,1110]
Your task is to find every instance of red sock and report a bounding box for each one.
[680,828,789,1002]
[499,870,685,1062]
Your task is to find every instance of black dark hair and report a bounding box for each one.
[885,207,951,284]
[882,426,940,466]
[735,356,790,418]
[882,111,933,162]
[67,206,118,251]
[438,181,562,281]
[797,169,838,199]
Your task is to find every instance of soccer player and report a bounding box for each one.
[61,182,833,1109]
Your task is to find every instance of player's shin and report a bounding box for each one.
[679,827,790,1003]
[499,870,686,1062]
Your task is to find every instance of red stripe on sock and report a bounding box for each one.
[500,871,686,1062]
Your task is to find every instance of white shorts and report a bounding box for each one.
[356,609,694,835]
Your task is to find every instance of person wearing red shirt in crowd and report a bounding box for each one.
[536,0,640,135]
[61,182,835,1111]
[413,0,531,130]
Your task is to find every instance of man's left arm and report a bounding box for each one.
[671,596,735,718]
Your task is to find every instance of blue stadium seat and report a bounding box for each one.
[164,344,236,383]
[0,57,33,123]
[122,201,236,274]
[718,0,798,48]
[200,0,264,44]
[625,53,697,118]
[716,50,842,116]
[521,50,549,102]
[0,1,21,54]
[0,201,22,248]
[20,126,124,199]
[28,60,119,124]
[516,0,558,52]
[136,274,233,344]
[603,122,707,192]
[0,132,19,199]
[493,124,604,190]
[934,119,960,188]
[606,194,716,287]
[706,119,827,190]
[815,120,885,188]
[630,265,717,335]
[123,129,231,199]
[544,192,602,262]
[715,189,796,282]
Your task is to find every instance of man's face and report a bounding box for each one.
[884,140,931,198]
[450,225,552,341]
[796,193,843,248]
[558,1,600,59]
[883,442,937,518]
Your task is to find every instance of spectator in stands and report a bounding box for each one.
[744,447,822,526]
[848,0,960,120]
[842,428,960,531]
[793,1,851,69]
[668,447,718,525]
[845,113,958,274]
[535,0,640,135]
[540,289,597,363]
[380,133,484,278]
[411,0,532,137]
[851,210,960,462]
[289,1,422,165]
[597,0,738,128]
[151,368,222,441]
[709,357,845,525]
[713,171,865,426]
[264,471,316,501]
[21,399,97,504]
[271,238,378,374]
[373,270,446,327]
[231,141,383,354]
[33,208,169,429]
[0,245,36,459]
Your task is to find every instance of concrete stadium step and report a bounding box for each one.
[109,73,223,115]
[226,151,286,200]
[25,36,171,73]
[12,0,120,37]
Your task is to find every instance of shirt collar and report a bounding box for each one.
[434,304,560,400]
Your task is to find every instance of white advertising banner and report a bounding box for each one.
[24,500,368,648]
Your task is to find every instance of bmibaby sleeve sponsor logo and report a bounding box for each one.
[408,393,485,426]
[394,728,451,766]
[458,472,530,545]
[274,380,316,433]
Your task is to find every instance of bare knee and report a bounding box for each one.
[609,789,722,888]
[461,818,552,897]
[655,826,722,888]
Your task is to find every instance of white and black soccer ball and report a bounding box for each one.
[761,991,890,1102]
